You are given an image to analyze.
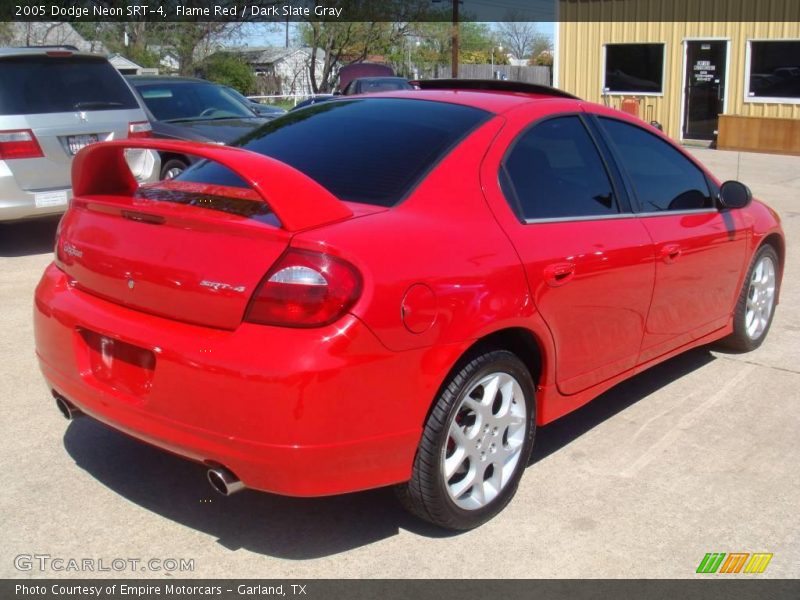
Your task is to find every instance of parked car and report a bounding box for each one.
[290,94,335,111]
[340,76,413,95]
[0,47,158,222]
[337,61,395,91]
[290,64,407,112]
[35,80,784,530]
[291,78,413,112]
[127,76,271,179]
[222,87,287,119]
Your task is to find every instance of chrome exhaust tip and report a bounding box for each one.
[54,393,82,421]
[207,466,245,496]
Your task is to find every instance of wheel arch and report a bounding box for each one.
[761,232,785,300]
[421,326,549,428]
[762,232,785,267]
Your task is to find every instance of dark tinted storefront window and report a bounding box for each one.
[604,44,665,94]
[747,41,800,100]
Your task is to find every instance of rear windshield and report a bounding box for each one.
[0,55,139,115]
[177,98,490,207]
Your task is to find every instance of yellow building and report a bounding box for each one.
[556,0,800,153]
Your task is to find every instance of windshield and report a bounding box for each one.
[134,82,255,122]
[0,55,139,115]
[177,98,490,207]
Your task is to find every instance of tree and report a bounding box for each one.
[301,21,406,93]
[497,18,551,61]
[407,20,500,70]
[73,20,244,75]
[299,0,431,92]
[199,53,257,93]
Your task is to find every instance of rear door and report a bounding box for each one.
[0,53,144,190]
[594,116,748,362]
[492,111,655,395]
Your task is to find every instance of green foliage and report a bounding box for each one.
[124,46,162,69]
[530,51,553,67]
[199,53,257,94]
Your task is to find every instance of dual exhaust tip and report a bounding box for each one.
[206,466,245,496]
[53,391,245,496]
[54,393,82,421]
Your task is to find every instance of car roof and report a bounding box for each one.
[0,47,104,59]
[357,89,580,114]
[353,76,408,82]
[126,75,211,85]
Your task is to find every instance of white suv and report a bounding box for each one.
[0,47,159,222]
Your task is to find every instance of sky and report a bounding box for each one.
[238,21,556,49]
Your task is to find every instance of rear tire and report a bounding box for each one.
[160,158,188,180]
[396,349,536,530]
[722,244,779,352]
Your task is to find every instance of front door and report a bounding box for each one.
[595,116,748,363]
[683,41,727,140]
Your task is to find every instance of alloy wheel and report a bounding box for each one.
[442,371,527,510]
[745,254,776,340]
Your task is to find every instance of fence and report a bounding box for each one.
[458,64,551,85]
[247,64,553,107]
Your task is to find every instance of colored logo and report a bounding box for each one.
[696,552,773,574]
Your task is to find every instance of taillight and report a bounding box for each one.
[0,129,43,159]
[245,249,362,327]
[128,121,152,138]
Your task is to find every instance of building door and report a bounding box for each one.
[683,41,727,140]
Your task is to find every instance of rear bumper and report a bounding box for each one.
[0,169,70,222]
[34,264,456,497]
[0,150,159,222]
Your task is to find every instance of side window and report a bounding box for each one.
[599,118,713,212]
[502,116,618,220]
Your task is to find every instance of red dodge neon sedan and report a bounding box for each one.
[34,80,784,530]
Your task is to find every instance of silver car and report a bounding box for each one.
[0,47,159,222]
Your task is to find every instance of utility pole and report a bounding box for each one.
[450,0,459,78]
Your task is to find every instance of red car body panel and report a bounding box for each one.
[33,90,785,497]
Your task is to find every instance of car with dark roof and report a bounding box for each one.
[35,80,784,530]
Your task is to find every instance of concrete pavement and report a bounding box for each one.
[0,148,797,578]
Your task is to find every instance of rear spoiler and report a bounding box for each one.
[71,139,353,232]
[410,79,580,100]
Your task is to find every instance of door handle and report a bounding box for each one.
[543,262,576,287]
[660,244,682,264]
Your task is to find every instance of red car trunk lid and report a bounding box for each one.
[55,139,356,330]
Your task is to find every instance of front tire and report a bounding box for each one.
[396,350,536,530]
[723,244,779,352]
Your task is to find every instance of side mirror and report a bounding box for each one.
[718,180,752,209]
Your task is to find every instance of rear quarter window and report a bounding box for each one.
[0,56,139,115]
[177,98,490,207]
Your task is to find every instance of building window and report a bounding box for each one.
[746,40,800,102]
[604,43,665,94]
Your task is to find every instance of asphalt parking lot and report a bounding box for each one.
[1,147,797,579]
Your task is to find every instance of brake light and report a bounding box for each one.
[0,129,43,159]
[128,121,152,138]
[245,249,362,327]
